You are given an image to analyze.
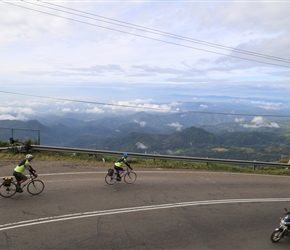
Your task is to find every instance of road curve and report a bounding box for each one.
[1,162,290,249]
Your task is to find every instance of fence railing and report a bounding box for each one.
[0,127,41,144]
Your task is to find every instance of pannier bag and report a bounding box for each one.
[108,169,114,176]
[3,177,13,187]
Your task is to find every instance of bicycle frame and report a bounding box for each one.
[110,167,130,179]
[20,173,37,188]
[119,167,131,177]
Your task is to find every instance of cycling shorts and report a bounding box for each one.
[114,166,123,172]
[13,171,27,182]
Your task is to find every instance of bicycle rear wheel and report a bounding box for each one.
[27,180,45,195]
[105,174,117,185]
[0,182,17,198]
[124,171,137,184]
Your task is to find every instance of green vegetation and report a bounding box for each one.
[1,151,290,176]
[75,127,290,162]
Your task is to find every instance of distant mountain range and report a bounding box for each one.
[1,110,290,162]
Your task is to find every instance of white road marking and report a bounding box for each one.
[3,170,290,179]
[1,198,290,231]
[38,171,290,178]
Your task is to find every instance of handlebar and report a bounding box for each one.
[29,172,38,179]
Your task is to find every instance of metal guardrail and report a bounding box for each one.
[0,145,26,153]
[27,145,290,169]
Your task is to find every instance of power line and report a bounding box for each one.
[0,90,165,111]
[1,0,290,68]
[1,90,290,118]
[37,0,290,64]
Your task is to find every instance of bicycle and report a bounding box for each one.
[0,173,45,198]
[105,166,137,185]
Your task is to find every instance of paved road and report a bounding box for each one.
[1,161,290,249]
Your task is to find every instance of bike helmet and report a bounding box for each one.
[123,153,128,158]
[26,154,34,160]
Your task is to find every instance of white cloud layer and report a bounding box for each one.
[0,114,29,121]
[250,101,285,110]
[0,107,34,121]
[0,1,290,104]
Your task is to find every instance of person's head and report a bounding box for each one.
[123,153,128,158]
[26,154,34,161]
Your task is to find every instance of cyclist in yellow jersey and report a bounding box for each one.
[114,153,132,181]
[13,154,38,192]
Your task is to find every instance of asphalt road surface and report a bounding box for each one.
[1,160,290,250]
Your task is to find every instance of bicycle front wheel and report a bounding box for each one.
[105,174,117,185]
[124,171,137,184]
[27,180,45,195]
[0,182,17,198]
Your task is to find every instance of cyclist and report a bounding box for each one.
[114,153,132,181]
[13,154,38,193]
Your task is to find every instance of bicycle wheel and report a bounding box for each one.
[0,182,17,198]
[105,174,117,185]
[27,180,45,195]
[124,171,137,184]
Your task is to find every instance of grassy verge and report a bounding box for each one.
[0,151,290,176]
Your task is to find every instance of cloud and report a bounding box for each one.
[133,119,147,127]
[0,106,34,114]
[235,118,245,123]
[167,122,183,131]
[200,104,208,109]
[0,114,29,121]
[0,107,34,121]
[0,97,181,119]
[61,108,71,112]
[241,116,280,128]
[169,101,182,107]
[136,142,147,149]
[250,101,285,110]
[85,107,105,114]
[109,100,176,112]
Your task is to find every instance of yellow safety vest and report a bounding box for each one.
[14,160,29,173]
[115,157,127,167]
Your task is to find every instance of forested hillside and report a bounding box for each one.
[1,117,290,162]
[69,127,290,162]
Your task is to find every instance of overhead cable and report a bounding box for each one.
[1,0,290,68]
[38,0,290,64]
[0,90,167,111]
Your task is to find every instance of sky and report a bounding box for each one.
[1,0,290,119]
